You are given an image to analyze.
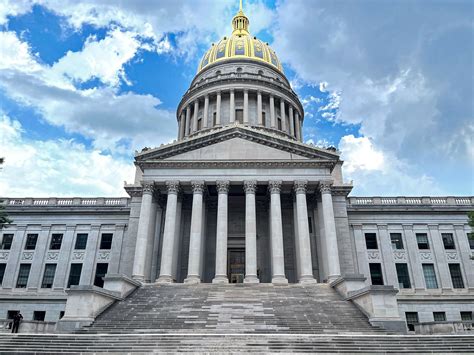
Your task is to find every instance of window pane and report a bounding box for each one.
[448,264,465,288]
[422,264,438,289]
[396,263,411,288]
[67,264,82,288]
[16,264,31,288]
[390,233,404,250]
[461,312,472,321]
[1,234,13,250]
[365,233,378,249]
[369,263,384,285]
[442,233,455,249]
[41,264,56,288]
[405,312,419,331]
[416,233,430,249]
[33,311,46,321]
[94,263,108,288]
[433,312,446,322]
[99,234,113,250]
[49,234,63,250]
[25,234,38,250]
[0,263,6,285]
[235,109,243,123]
[74,234,88,250]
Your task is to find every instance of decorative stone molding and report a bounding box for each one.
[0,251,9,260]
[293,180,308,194]
[393,250,407,261]
[141,181,155,195]
[21,252,34,261]
[367,251,380,260]
[319,181,333,194]
[268,180,282,194]
[165,180,180,195]
[97,251,111,261]
[445,251,459,261]
[191,181,205,194]
[243,180,257,194]
[72,251,85,261]
[419,252,433,261]
[46,251,59,261]
[216,180,230,194]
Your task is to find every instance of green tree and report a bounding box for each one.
[0,157,12,229]
[468,211,474,240]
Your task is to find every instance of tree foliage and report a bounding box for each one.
[468,211,474,240]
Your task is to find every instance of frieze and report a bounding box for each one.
[72,251,85,261]
[445,251,459,261]
[139,160,335,170]
[393,250,407,261]
[21,252,34,261]
[97,251,111,261]
[419,252,433,261]
[367,251,380,260]
[46,252,59,261]
[0,251,9,260]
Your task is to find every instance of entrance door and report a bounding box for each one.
[228,249,245,283]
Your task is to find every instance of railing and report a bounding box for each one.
[348,196,474,207]
[1,197,130,207]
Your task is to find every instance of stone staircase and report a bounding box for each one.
[82,283,384,334]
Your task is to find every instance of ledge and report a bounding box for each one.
[347,285,398,300]
[66,285,122,300]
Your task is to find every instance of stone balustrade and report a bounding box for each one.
[348,196,474,206]
[1,197,130,207]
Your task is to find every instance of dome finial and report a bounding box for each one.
[239,0,243,12]
[232,0,249,34]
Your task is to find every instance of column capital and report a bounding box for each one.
[293,180,308,194]
[141,181,155,195]
[319,181,333,194]
[216,180,230,194]
[244,180,257,194]
[268,180,282,194]
[165,180,180,195]
[191,180,205,194]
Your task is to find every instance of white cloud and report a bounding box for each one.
[0,0,32,25]
[0,114,134,197]
[0,31,42,73]
[339,135,384,173]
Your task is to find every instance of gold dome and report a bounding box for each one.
[198,0,283,73]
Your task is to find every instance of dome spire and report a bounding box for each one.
[232,0,249,34]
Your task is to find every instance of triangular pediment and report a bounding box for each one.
[135,125,339,164]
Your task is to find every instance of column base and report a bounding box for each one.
[212,275,229,284]
[244,275,260,284]
[184,276,201,285]
[298,276,317,284]
[155,275,174,284]
[272,276,288,286]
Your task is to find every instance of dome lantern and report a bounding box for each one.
[232,0,249,35]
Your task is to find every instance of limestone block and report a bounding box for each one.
[103,274,141,298]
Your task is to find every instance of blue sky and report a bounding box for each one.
[0,0,472,197]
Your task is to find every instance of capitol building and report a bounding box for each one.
[0,2,473,343]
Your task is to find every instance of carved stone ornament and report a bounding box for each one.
[445,251,458,261]
[319,181,333,194]
[22,252,34,261]
[97,251,110,261]
[216,180,230,194]
[46,252,59,261]
[191,181,205,194]
[243,180,257,194]
[393,250,407,261]
[0,251,9,260]
[141,182,155,195]
[419,252,433,261]
[367,251,380,260]
[166,180,180,194]
[268,180,282,194]
[293,180,308,194]
[72,251,85,261]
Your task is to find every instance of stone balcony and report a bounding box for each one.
[1,197,130,208]
[347,196,474,211]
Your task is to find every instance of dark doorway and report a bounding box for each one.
[228,249,245,283]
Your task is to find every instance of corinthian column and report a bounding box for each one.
[244,180,259,283]
[294,180,317,283]
[289,106,294,137]
[185,106,191,137]
[257,91,263,125]
[203,95,209,129]
[229,90,235,123]
[270,95,276,128]
[185,181,205,284]
[212,180,229,283]
[215,91,222,126]
[192,100,199,132]
[280,99,286,132]
[243,90,249,123]
[157,181,180,284]
[268,180,288,285]
[319,181,341,282]
[132,182,155,281]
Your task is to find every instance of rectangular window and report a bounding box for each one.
[277,117,282,130]
[390,233,404,250]
[369,263,384,285]
[16,264,31,288]
[49,233,63,250]
[422,264,438,289]
[94,263,108,288]
[416,233,430,249]
[448,264,465,288]
[33,311,46,321]
[59,311,65,319]
[461,311,472,321]
[433,312,446,322]
[0,234,13,250]
[262,111,267,126]
[212,112,217,126]
[41,264,56,288]
[469,234,474,249]
[308,216,313,234]
[0,263,6,285]
[197,117,202,130]
[235,109,243,123]
[74,233,88,250]
[99,234,113,250]
[365,233,378,249]
[67,264,82,288]
[396,263,411,288]
[442,233,455,249]
[405,312,419,332]
[24,234,38,250]
[7,310,19,320]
